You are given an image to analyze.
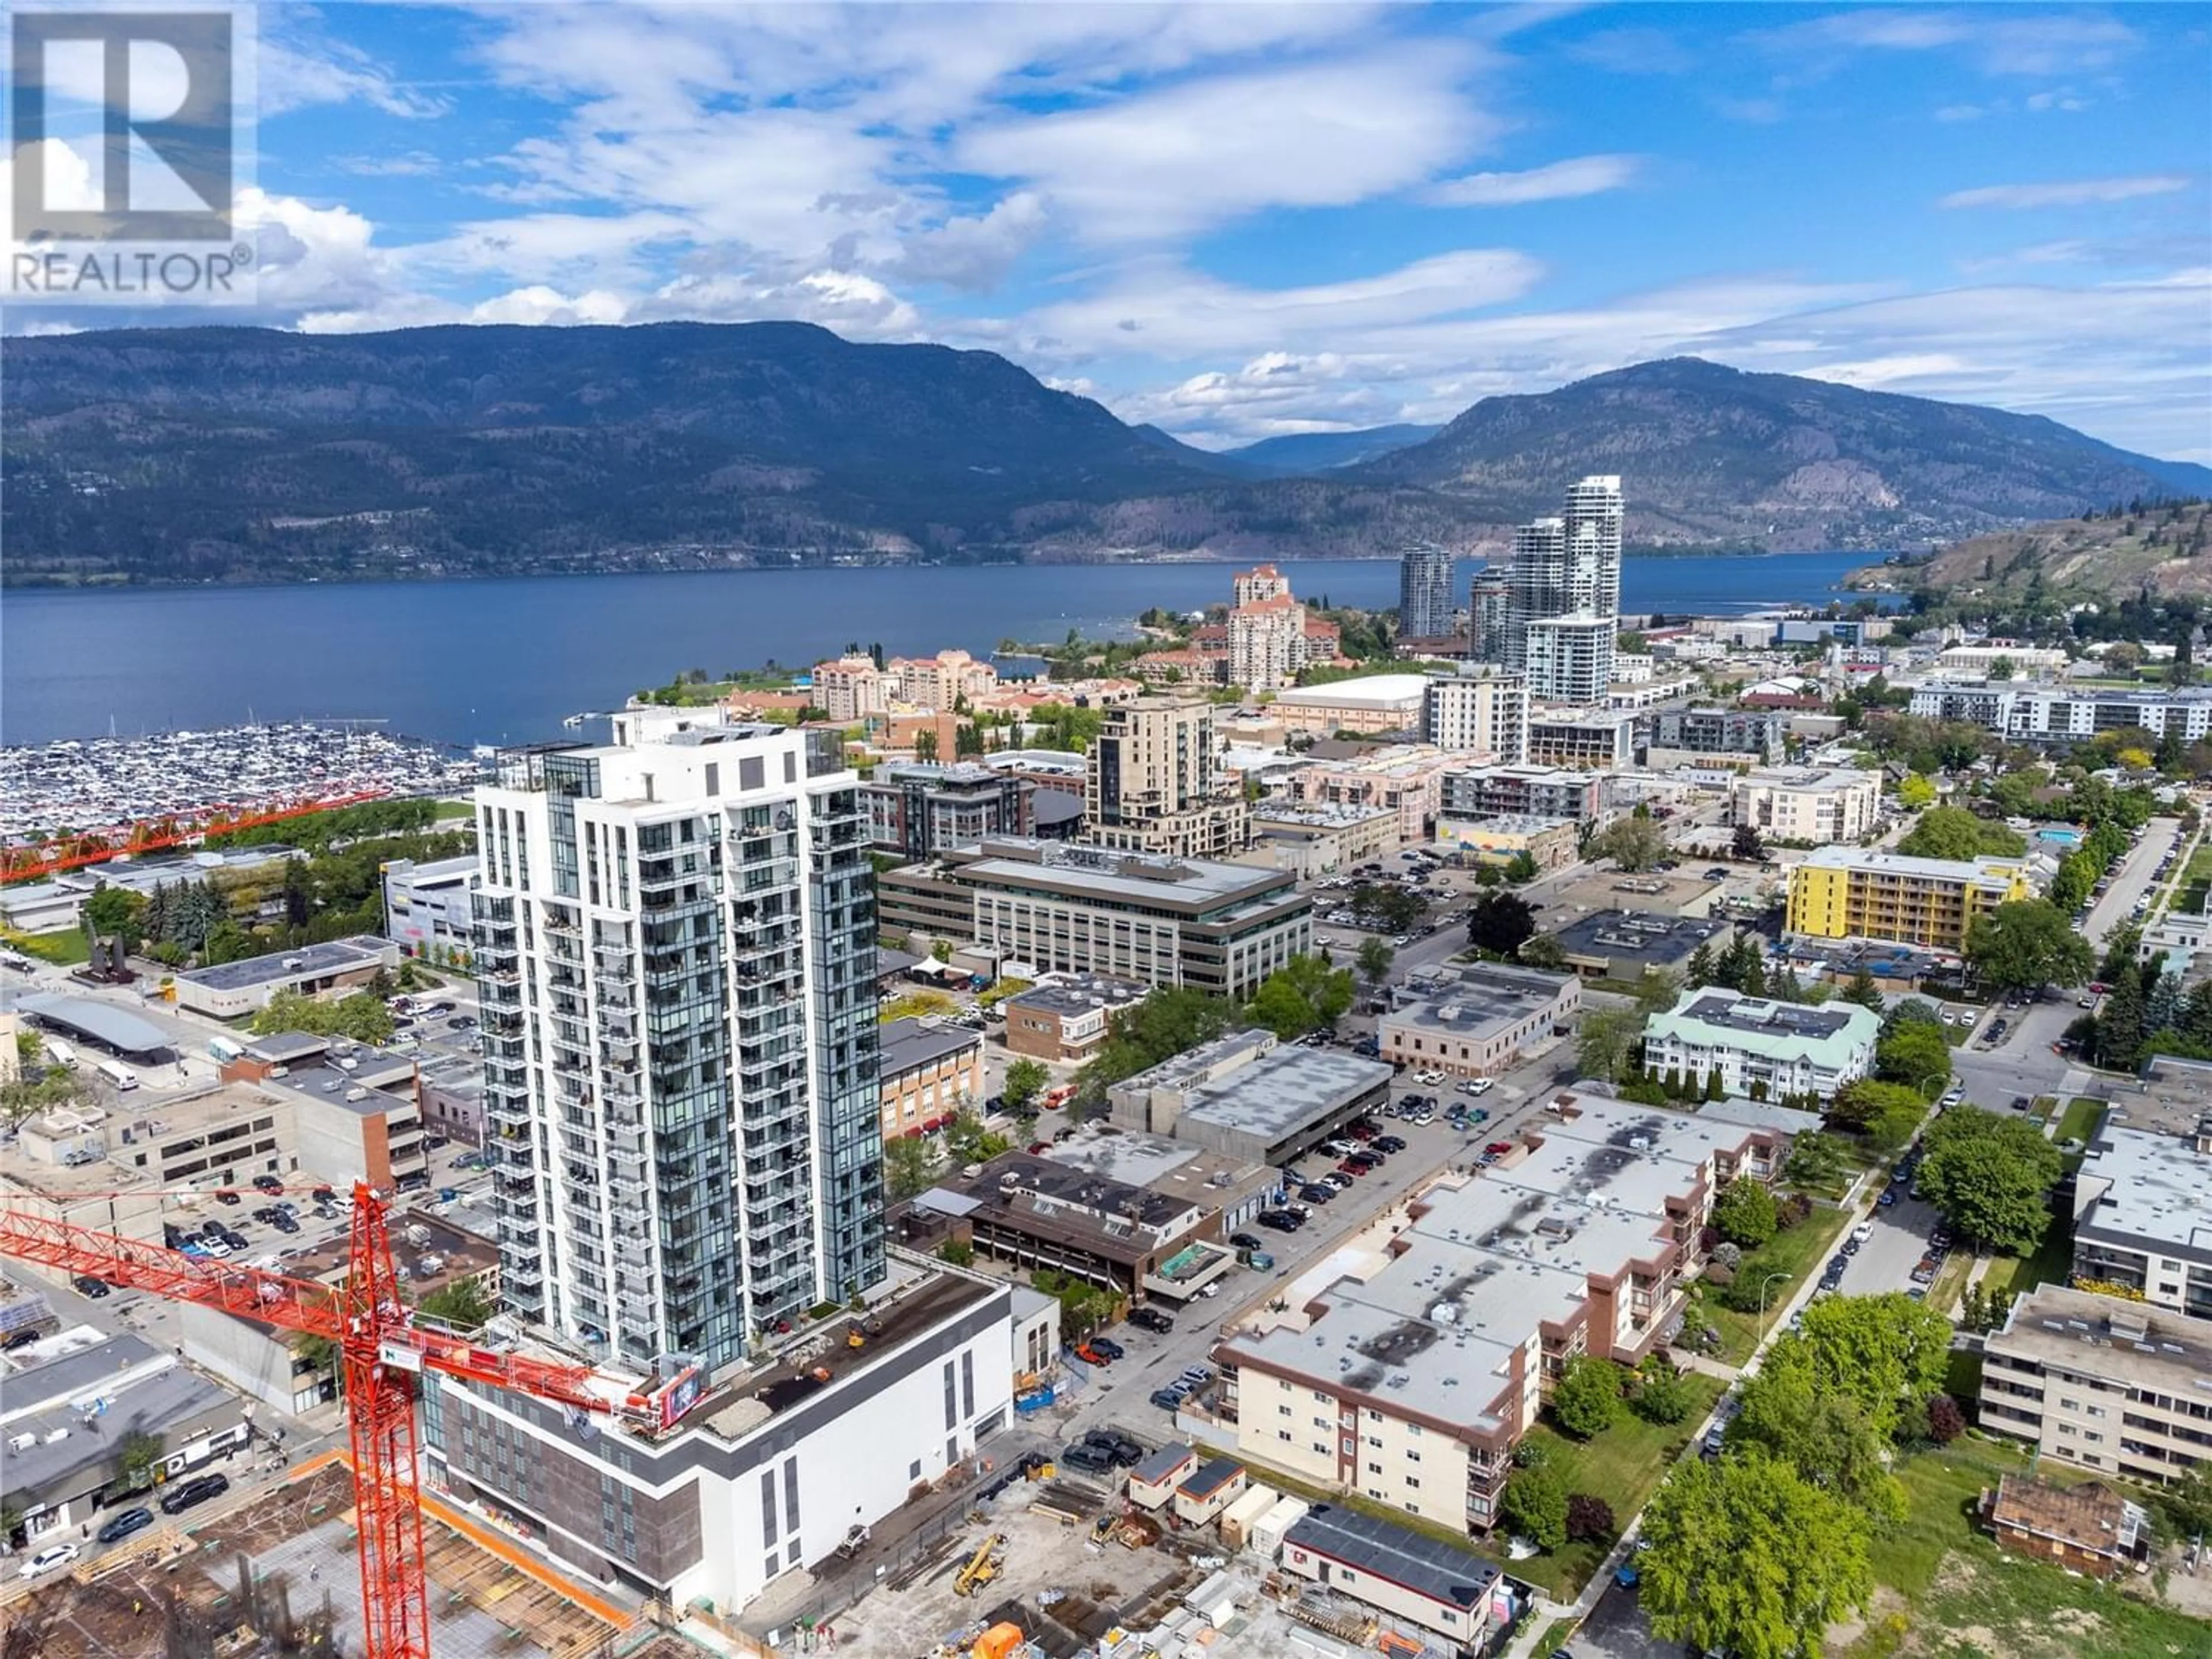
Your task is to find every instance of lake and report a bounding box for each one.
[1,552,1877,747]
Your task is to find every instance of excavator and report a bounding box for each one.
[953,1532,1007,1597]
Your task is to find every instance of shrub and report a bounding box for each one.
[1566,1494,1617,1544]
[1925,1393,1966,1445]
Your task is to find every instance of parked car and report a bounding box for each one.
[97,1507,154,1546]
[1130,1308,1175,1334]
[160,1474,229,1516]
[18,1543,79,1578]
[1088,1337,1124,1362]
[1060,1443,1115,1474]
[1229,1233,1263,1252]
[213,1190,241,1206]
[252,1174,283,1194]
[1074,1343,1111,1366]
[1299,1184,1337,1205]
[71,1274,112,1298]
[1465,1077,1495,1096]
[1373,1135,1406,1154]
[1151,1387,1189,1410]
[1484,1141,1514,1156]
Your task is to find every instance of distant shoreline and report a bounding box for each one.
[1,543,1902,595]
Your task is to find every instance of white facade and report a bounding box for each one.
[472,707,883,1371]
[1908,684,2212,745]
[1397,544,1456,640]
[1501,476,1624,702]
[1730,767,1883,843]
[382,854,482,964]
[1422,669,1530,762]
[1642,989,1878,1101]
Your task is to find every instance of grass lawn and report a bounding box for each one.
[1527,1616,1575,1656]
[431,799,476,821]
[1511,1372,1729,1597]
[1847,1434,2210,1659]
[1980,1216,2077,1306]
[2052,1096,2106,1146]
[1698,1204,1855,1365]
[4,926,89,965]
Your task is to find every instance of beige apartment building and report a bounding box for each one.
[811,654,893,722]
[889,649,998,710]
[1086,696,1250,858]
[1980,1284,2212,1486]
[1730,766,1883,844]
[1283,744,1458,844]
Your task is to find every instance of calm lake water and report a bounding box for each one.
[1,552,1876,747]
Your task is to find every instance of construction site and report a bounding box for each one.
[0,1457,660,1659]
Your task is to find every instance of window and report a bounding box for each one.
[1278,1431,1293,1444]
[1279,1405,1293,1418]
[1312,1442,1329,1456]
[1367,1462,1381,1475]
[1406,1476,1420,1490]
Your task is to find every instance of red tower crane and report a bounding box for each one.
[0,1185,701,1659]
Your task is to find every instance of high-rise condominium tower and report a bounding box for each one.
[473,707,883,1372]
[1502,475,1624,702]
[1397,544,1456,642]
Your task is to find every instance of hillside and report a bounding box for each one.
[1219,423,1441,477]
[1356,358,2212,551]
[0,323,1469,584]
[7,328,2207,585]
[1851,500,2212,601]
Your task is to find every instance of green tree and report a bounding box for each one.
[2155,1461,2212,1543]
[1465,891,1538,957]
[1896,773,1937,809]
[1839,967,1885,1011]
[1731,823,1766,861]
[1915,1109,2063,1252]
[1517,933,1568,971]
[1711,1177,1779,1248]
[2094,964,2147,1070]
[884,1134,943,1200]
[1575,1005,1646,1085]
[1782,1130,1852,1190]
[1247,955,1355,1039]
[1762,1292,1955,1441]
[1630,1359,1696,1426]
[944,1110,1012,1167]
[1896,805,2026,861]
[1873,1022,1950,1095]
[1589,815,1670,873]
[913,729,941,762]
[1550,1354,1623,1440]
[1,1066,88,1130]
[83,884,147,944]
[1355,935,1396,995]
[1966,899,2094,994]
[1686,940,1715,989]
[1000,1058,1050,1116]
[1639,1453,1872,1659]
[117,1430,165,1486]
[1503,850,1540,884]
[1499,1456,1569,1551]
[416,1276,494,1331]
[1073,987,1237,1111]
[250,989,395,1046]
[1730,1368,1905,1521]
[1824,1078,1926,1152]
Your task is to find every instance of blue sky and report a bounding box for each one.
[17,3,2211,459]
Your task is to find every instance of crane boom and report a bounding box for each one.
[0,1183,678,1659]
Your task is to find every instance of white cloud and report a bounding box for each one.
[1751,9,2139,77]
[891,194,1050,293]
[1941,175,2193,210]
[1428,155,1639,207]
[334,151,443,179]
[259,36,446,120]
[953,48,1497,242]
[1934,104,1986,123]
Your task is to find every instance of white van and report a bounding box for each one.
[46,1037,78,1069]
[94,1059,138,1092]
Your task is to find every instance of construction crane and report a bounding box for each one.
[0,1184,707,1659]
[953,1532,1006,1598]
[0,790,389,883]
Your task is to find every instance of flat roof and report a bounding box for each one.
[1553,909,1723,968]
[2074,1125,2212,1268]
[1648,990,1878,1064]
[958,840,1293,914]
[1285,1505,1502,1612]
[16,993,172,1056]
[1134,1442,1198,1484]
[2,1354,241,1499]
[1387,963,1575,1040]
[878,1017,982,1078]
[1005,974,1149,1018]
[1796,847,2025,884]
[1180,1456,1245,1498]
[177,935,389,993]
[1271,675,1433,710]
[1991,1283,2212,1390]
[1177,1048,1394,1143]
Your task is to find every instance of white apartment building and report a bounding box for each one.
[1398,544,1456,641]
[1730,766,1883,843]
[1422,668,1530,762]
[472,706,884,1372]
[1234,564,1293,608]
[1908,684,2212,745]
[1642,989,1879,1101]
[1500,477,1624,703]
[382,853,482,964]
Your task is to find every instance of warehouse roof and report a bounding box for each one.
[16,993,171,1056]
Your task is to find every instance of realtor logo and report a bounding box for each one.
[11,7,255,301]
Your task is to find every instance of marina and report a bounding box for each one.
[0,722,480,843]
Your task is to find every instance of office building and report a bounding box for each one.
[471,706,882,1370]
[1552,911,1730,987]
[382,854,482,965]
[1214,1091,1793,1531]
[1377,961,1581,1077]
[1642,988,1880,1102]
[1423,668,1530,762]
[1909,683,2212,746]
[877,838,1312,998]
[1786,847,2032,952]
[1980,1283,2212,1486]
[1001,974,1149,1063]
[1467,567,1512,663]
[1729,766,1883,844]
[1086,697,1251,858]
[1645,707,1786,770]
[173,935,400,1019]
[1500,477,1624,702]
[863,760,1035,859]
[1397,544,1457,642]
[878,1017,985,1142]
[2070,1120,2212,1319]
[1245,803,1403,878]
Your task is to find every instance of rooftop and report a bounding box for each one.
[15,993,172,1056]
[953,839,1296,916]
[1,1344,243,1501]
[877,1017,983,1078]
[1796,847,2027,884]
[1990,1475,2146,1554]
[1172,1049,1394,1144]
[1647,990,1880,1063]
[176,935,391,993]
[1387,961,1577,1039]
[1991,1283,2212,1389]
[1283,1505,1502,1613]
[2073,1124,2212,1267]
[1271,675,1434,710]
[1003,974,1149,1020]
[942,1153,1205,1260]
[1553,909,1725,968]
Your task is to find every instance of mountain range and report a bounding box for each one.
[5,324,2205,586]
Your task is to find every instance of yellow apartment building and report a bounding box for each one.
[1786,847,2031,952]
